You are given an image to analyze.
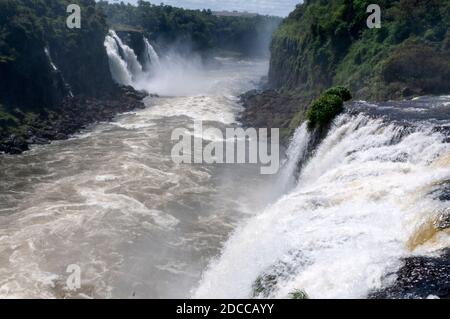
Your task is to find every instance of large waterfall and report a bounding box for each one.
[104,30,160,88]
[104,30,213,96]
[195,98,450,299]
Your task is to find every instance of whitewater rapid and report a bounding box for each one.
[1,29,448,299]
[0,57,271,298]
[195,99,450,299]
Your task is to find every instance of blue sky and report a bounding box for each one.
[108,0,300,17]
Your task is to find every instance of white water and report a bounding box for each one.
[44,47,74,98]
[104,30,147,86]
[0,58,271,298]
[276,123,310,193]
[143,38,161,71]
[104,30,217,96]
[195,113,450,299]
[104,33,132,85]
[44,47,58,71]
[2,31,448,299]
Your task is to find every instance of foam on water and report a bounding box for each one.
[0,57,270,298]
[194,113,450,299]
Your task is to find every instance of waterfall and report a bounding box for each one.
[276,123,310,193]
[104,30,145,86]
[143,37,160,71]
[104,32,133,86]
[44,47,58,71]
[194,111,450,299]
[44,47,74,98]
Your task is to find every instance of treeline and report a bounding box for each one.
[97,0,281,56]
[0,0,114,111]
[269,0,450,100]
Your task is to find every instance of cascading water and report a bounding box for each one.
[104,30,148,86]
[104,30,160,88]
[143,38,161,71]
[44,47,58,71]
[276,123,310,193]
[104,31,135,86]
[194,100,450,299]
[104,30,209,96]
[44,47,74,98]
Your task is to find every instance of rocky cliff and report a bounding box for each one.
[0,0,143,154]
[241,0,450,141]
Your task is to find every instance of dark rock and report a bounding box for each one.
[0,86,148,155]
[368,249,450,299]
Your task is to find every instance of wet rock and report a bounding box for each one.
[0,85,148,155]
[368,249,450,299]
[239,89,310,143]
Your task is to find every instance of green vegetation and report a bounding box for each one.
[289,290,309,300]
[252,274,278,298]
[1,0,280,145]
[269,0,450,100]
[324,86,353,101]
[0,0,115,146]
[97,1,281,56]
[306,90,346,131]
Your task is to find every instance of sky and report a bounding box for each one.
[109,0,300,17]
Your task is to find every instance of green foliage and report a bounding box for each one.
[96,0,281,56]
[270,0,450,100]
[0,105,18,124]
[306,89,347,131]
[252,274,278,298]
[289,290,309,300]
[0,0,113,108]
[324,86,352,101]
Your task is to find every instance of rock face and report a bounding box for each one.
[0,0,116,112]
[369,249,450,299]
[239,89,308,141]
[268,0,450,101]
[0,0,139,155]
[0,86,148,154]
[116,30,147,67]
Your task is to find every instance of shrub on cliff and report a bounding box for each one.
[306,87,351,131]
[324,86,352,101]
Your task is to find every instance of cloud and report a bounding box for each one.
[110,0,300,17]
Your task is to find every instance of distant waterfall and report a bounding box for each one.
[104,32,133,86]
[104,30,160,88]
[143,38,160,71]
[44,47,58,71]
[44,47,74,98]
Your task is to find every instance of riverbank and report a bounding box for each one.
[0,86,148,155]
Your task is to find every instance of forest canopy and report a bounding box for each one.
[97,0,281,56]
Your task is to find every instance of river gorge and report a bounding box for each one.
[0,30,449,298]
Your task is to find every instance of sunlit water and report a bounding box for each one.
[1,56,449,299]
[0,59,273,298]
[195,97,450,299]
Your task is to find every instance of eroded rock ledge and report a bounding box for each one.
[0,86,149,155]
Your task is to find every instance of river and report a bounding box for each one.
[0,58,274,298]
[1,35,449,298]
